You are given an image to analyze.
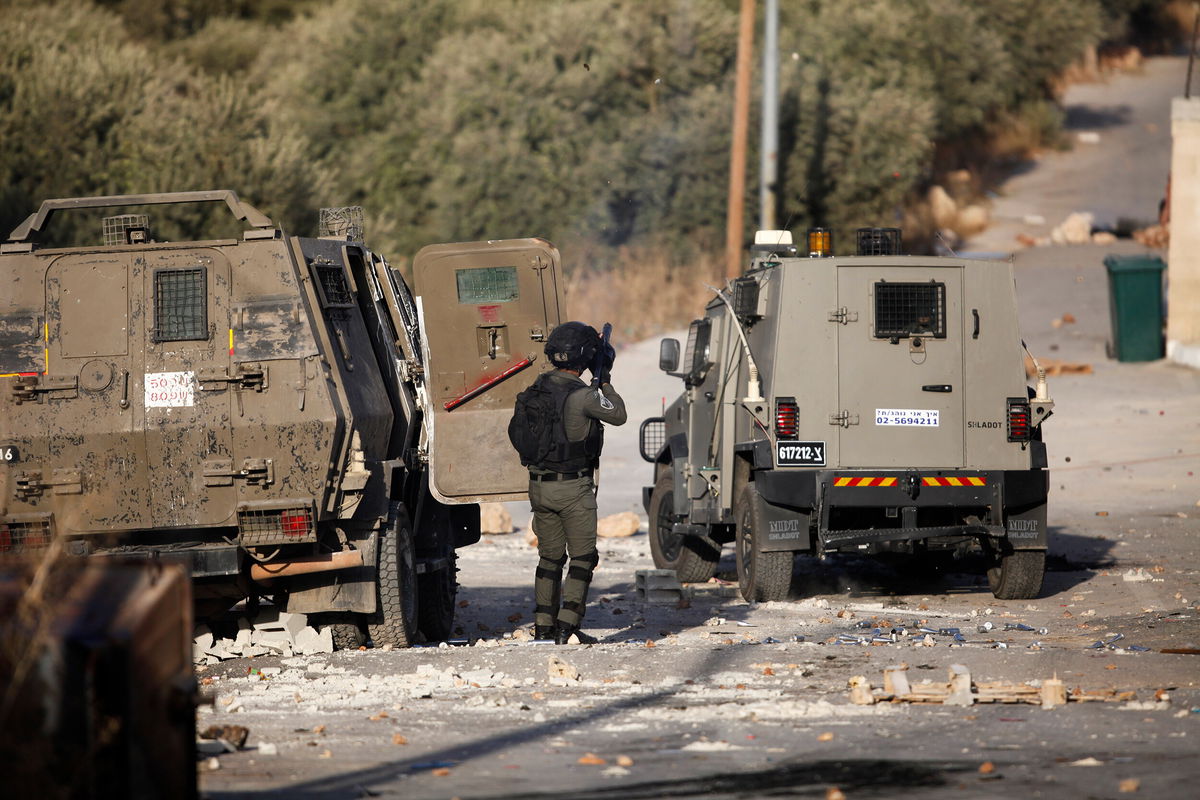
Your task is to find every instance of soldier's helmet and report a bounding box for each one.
[545,321,600,371]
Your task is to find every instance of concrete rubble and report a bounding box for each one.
[193,610,334,664]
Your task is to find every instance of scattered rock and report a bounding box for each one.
[479,503,514,534]
[1091,231,1118,245]
[257,743,278,756]
[200,724,249,749]
[1050,212,1094,245]
[1133,224,1168,248]
[955,204,989,236]
[548,656,580,682]
[598,511,640,538]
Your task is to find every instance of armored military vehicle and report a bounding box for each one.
[0,191,562,646]
[640,228,1052,602]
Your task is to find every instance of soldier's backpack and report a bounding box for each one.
[508,373,593,469]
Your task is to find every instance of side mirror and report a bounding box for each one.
[659,338,680,373]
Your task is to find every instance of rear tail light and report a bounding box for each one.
[1007,398,1032,442]
[281,510,312,537]
[775,397,799,439]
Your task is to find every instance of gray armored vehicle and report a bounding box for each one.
[641,228,1052,602]
[0,191,562,646]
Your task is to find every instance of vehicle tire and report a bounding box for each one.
[366,502,420,647]
[417,555,458,642]
[735,484,792,602]
[987,549,1045,599]
[647,472,720,583]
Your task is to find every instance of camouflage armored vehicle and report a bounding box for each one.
[0,191,562,646]
[641,228,1053,602]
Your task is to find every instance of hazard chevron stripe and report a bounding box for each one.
[831,476,987,487]
[833,477,898,487]
[922,476,987,487]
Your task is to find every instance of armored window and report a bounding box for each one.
[153,268,208,342]
[874,281,946,339]
[682,318,713,386]
[314,263,354,307]
[455,267,519,304]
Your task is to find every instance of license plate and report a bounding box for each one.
[1,445,18,463]
[776,440,826,466]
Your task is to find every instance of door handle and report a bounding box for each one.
[922,384,952,393]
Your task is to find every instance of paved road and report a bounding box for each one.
[198,59,1199,799]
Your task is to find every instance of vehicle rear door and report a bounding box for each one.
[836,262,965,468]
[413,239,563,503]
[142,248,236,527]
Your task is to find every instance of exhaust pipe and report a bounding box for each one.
[250,549,363,581]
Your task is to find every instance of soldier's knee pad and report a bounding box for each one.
[567,550,599,582]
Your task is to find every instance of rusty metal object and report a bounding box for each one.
[249,549,364,581]
[0,557,195,799]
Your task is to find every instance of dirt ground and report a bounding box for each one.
[198,58,1199,799]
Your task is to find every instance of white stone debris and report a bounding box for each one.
[192,609,337,663]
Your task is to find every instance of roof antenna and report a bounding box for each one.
[935,229,958,257]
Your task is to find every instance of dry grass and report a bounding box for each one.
[563,242,721,343]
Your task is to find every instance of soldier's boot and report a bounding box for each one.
[533,553,567,637]
[555,550,599,645]
[554,623,597,645]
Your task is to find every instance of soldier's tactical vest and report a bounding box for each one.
[509,373,603,473]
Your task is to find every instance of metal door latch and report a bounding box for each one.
[828,307,859,325]
[828,410,860,427]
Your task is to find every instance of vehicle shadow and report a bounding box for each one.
[761,525,1117,603]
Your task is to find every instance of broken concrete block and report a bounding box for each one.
[251,629,292,647]
[1041,677,1067,709]
[848,675,875,705]
[883,664,911,697]
[479,502,514,534]
[946,664,974,706]
[194,626,214,651]
[281,612,307,639]
[597,511,640,538]
[547,656,580,681]
[294,626,334,655]
[636,569,682,603]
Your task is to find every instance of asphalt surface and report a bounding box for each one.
[198,57,1200,799]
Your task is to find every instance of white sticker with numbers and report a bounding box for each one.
[145,371,195,408]
[875,408,939,427]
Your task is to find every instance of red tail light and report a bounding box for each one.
[1007,398,1031,442]
[775,398,799,439]
[281,510,312,537]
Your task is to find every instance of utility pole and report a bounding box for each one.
[725,0,755,280]
[760,0,778,231]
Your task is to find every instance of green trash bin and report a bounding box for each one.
[1103,254,1166,362]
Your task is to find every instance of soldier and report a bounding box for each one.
[511,322,626,644]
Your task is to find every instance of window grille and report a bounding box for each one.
[874,281,946,338]
[154,268,208,341]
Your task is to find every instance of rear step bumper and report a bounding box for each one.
[753,467,1048,551]
[755,468,1048,511]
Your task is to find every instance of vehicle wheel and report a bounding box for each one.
[647,472,720,583]
[987,549,1045,599]
[367,502,419,647]
[735,484,792,602]
[417,555,458,642]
